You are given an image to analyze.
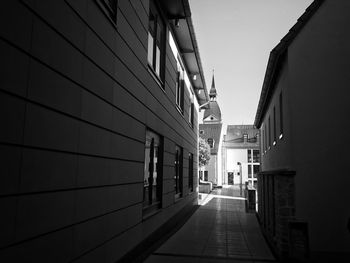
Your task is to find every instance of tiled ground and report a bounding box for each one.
[144,186,276,263]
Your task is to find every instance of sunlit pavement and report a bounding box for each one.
[144,185,277,263]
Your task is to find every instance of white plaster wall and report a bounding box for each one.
[226,149,248,184]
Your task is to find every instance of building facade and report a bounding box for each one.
[222,125,260,188]
[254,0,350,261]
[0,0,209,261]
[199,74,223,186]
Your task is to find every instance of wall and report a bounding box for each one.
[216,130,223,186]
[205,155,217,184]
[287,0,350,254]
[225,149,247,184]
[259,60,294,173]
[0,0,199,261]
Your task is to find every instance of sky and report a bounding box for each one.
[189,0,313,129]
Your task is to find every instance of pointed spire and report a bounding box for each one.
[209,69,217,99]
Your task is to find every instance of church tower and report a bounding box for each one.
[203,72,222,123]
[199,70,223,186]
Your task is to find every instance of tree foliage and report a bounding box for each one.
[199,137,211,167]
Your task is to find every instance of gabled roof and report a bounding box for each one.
[254,0,324,128]
[199,123,223,155]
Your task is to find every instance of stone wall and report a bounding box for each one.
[257,170,298,260]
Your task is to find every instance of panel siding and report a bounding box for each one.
[0,0,200,261]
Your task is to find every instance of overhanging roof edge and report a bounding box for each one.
[253,0,325,128]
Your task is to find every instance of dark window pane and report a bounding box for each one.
[279,91,284,135]
[253,150,260,163]
[143,130,162,210]
[253,165,259,178]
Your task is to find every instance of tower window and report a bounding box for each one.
[207,138,214,148]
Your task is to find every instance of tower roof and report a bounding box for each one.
[203,100,222,122]
[204,70,222,123]
[209,71,217,98]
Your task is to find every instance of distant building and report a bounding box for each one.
[199,73,223,186]
[254,0,350,261]
[0,0,209,261]
[222,125,260,188]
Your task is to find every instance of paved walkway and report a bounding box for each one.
[144,186,276,263]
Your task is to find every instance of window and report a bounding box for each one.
[174,145,183,198]
[199,170,203,180]
[97,0,118,23]
[262,127,265,153]
[188,153,194,192]
[279,91,284,139]
[176,59,185,111]
[264,123,267,152]
[204,171,208,181]
[253,150,260,163]
[248,149,252,162]
[207,138,214,148]
[199,130,204,135]
[273,106,277,145]
[248,165,252,178]
[268,116,271,149]
[143,130,163,214]
[253,165,259,178]
[147,0,165,81]
[189,98,194,126]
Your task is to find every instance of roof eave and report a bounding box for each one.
[254,0,325,128]
[160,0,209,106]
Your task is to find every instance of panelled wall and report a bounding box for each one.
[0,0,199,261]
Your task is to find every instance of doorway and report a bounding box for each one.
[228,172,234,185]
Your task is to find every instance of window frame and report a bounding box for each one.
[207,138,214,148]
[96,0,118,25]
[204,171,208,181]
[189,99,194,127]
[253,165,260,178]
[279,91,284,139]
[268,116,271,149]
[253,150,260,163]
[248,165,252,178]
[175,57,185,112]
[273,106,277,145]
[188,153,194,192]
[143,129,163,216]
[264,123,267,153]
[174,145,183,199]
[262,126,265,154]
[147,0,166,85]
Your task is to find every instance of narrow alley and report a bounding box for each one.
[145,186,276,263]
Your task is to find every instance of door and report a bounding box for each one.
[228,172,234,185]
